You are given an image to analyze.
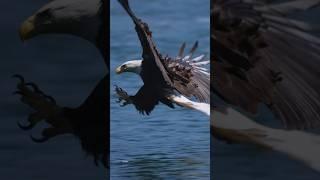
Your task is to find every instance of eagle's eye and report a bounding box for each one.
[122,64,127,69]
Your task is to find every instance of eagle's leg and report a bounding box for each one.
[114,85,132,107]
[13,74,72,142]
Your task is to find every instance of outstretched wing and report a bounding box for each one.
[118,0,210,103]
[213,0,320,129]
[163,42,210,103]
[117,0,173,86]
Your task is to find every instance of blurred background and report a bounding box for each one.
[212,112,320,180]
[110,0,210,179]
[0,0,106,179]
[212,2,320,180]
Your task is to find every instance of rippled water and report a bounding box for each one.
[110,0,210,179]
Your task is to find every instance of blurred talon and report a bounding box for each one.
[121,100,130,107]
[12,74,25,84]
[13,75,63,143]
[44,95,56,104]
[94,159,99,166]
[13,91,23,95]
[30,134,50,143]
[17,120,34,131]
[114,85,132,107]
[25,82,42,93]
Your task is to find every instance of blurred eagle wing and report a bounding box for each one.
[212,0,320,129]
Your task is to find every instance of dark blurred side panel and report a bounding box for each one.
[0,0,110,179]
[210,0,213,179]
[212,0,320,179]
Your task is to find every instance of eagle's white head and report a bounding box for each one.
[116,60,142,74]
[19,0,102,44]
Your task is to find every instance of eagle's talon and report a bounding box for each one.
[13,75,64,140]
[115,86,132,107]
[120,102,128,107]
[30,134,49,143]
[25,82,42,93]
[12,74,25,84]
[13,91,23,95]
[13,75,57,107]
[115,86,130,99]
[44,95,56,104]
[17,120,35,131]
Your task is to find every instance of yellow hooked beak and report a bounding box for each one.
[19,15,36,42]
[116,66,123,74]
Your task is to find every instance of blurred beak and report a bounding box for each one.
[116,66,123,74]
[19,15,36,42]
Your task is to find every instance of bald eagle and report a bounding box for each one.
[212,0,320,129]
[15,0,108,167]
[114,0,210,115]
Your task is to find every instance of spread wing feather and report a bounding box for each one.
[119,0,210,103]
[118,0,173,86]
[164,42,210,103]
[213,0,320,129]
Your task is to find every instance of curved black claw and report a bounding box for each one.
[12,74,25,84]
[120,102,130,107]
[30,134,49,143]
[115,85,132,107]
[25,82,42,93]
[17,121,35,131]
[94,158,99,167]
[12,91,23,95]
[44,95,56,104]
